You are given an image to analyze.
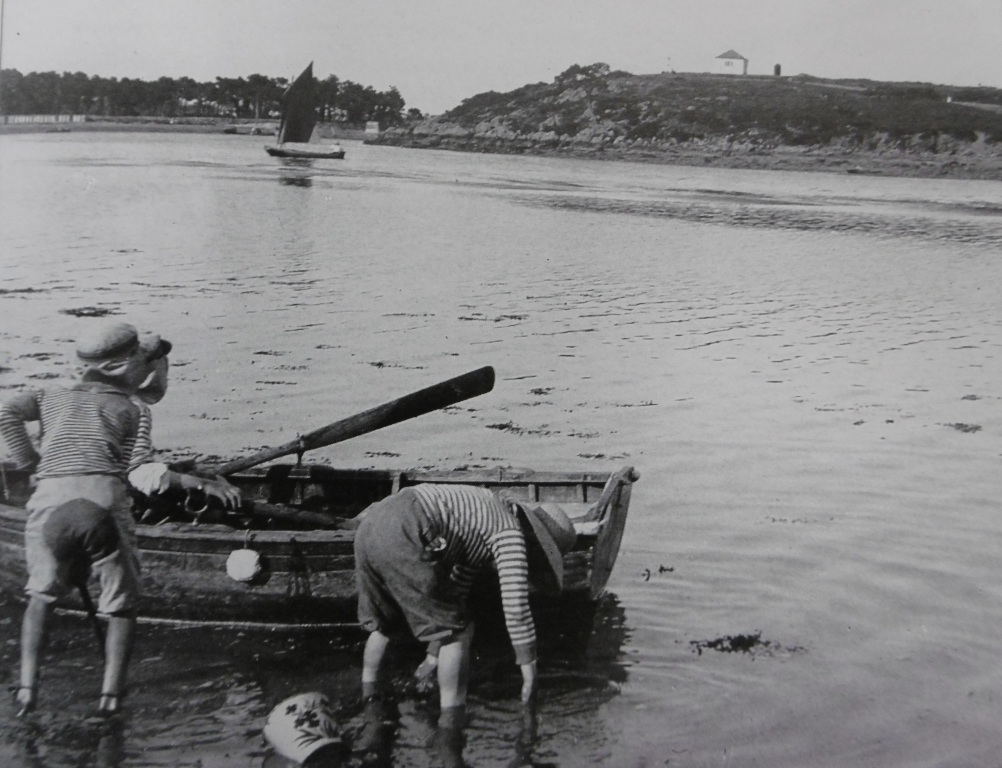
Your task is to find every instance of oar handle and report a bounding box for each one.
[217,366,495,475]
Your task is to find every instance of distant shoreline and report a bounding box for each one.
[0,118,368,141]
[3,117,1001,180]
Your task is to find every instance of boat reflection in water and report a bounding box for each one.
[277,162,314,187]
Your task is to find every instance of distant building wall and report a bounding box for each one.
[364,121,380,135]
[0,114,86,124]
[715,50,748,75]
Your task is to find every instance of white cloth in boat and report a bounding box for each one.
[128,462,172,495]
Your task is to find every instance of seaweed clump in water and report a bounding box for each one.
[60,307,118,317]
[946,422,981,433]
[691,631,768,656]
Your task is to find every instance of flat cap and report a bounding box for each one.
[75,321,139,362]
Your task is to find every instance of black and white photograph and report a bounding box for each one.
[1,1,1002,765]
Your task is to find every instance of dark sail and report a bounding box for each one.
[276,62,318,144]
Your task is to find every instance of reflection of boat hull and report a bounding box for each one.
[0,463,637,629]
[265,144,345,160]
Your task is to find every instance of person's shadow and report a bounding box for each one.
[93,720,127,768]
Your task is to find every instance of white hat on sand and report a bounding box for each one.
[264,691,342,764]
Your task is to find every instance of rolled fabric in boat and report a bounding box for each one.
[226,549,263,583]
[264,691,342,764]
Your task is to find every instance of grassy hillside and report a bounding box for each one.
[370,64,1002,178]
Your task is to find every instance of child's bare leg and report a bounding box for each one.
[437,623,474,710]
[17,596,51,713]
[98,610,135,713]
[361,629,390,700]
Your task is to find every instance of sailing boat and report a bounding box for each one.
[265,62,345,159]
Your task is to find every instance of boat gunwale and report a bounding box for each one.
[0,465,633,534]
[0,463,637,626]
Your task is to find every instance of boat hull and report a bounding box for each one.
[265,145,345,160]
[0,464,637,628]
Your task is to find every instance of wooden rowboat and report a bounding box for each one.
[0,462,638,630]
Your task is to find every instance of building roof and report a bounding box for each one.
[716,49,748,60]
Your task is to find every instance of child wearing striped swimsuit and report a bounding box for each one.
[0,320,157,718]
[352,483,576,757]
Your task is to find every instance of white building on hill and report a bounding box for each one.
[715,50,748,75]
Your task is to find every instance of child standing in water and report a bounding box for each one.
[0,320,154,716]
[0,321,242,717]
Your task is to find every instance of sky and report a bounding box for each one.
[1,0,1001,115]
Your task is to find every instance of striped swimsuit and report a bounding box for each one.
[0,382,152,478]
[0,381,153,612]
[410,484,536,662]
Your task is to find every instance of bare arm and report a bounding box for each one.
[0,392,42,471]
[128,462,242,510]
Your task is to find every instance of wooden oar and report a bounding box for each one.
[216,366,496,476]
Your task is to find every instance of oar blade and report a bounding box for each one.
[217,366,495,475]
[300,365,495,450]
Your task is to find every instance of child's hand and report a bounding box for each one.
[201,476,242,510]
[414,654,438,695]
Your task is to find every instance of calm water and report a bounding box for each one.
[2,132,1002,767]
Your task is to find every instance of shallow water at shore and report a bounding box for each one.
[2,132,1002,766]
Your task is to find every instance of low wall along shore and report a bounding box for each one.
[0,115,368,140]
[1,114,87,124]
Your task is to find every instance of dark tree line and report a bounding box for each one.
[0,69,423,127]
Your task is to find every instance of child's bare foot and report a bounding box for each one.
[14,686,37,717]
[97,692,123,716]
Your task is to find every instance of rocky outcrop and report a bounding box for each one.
[368,68,1002,179]
[370,119,1002,179]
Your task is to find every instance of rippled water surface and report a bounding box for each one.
[2,132,1002,767]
